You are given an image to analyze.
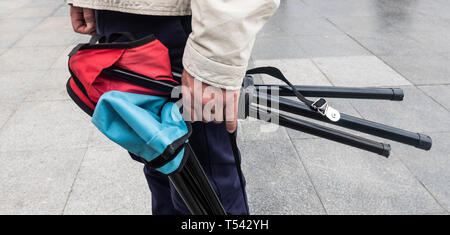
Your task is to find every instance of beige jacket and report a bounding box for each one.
[66,0,279,90]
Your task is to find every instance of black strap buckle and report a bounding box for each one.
[245,66,340,121]
[311,98,328,116]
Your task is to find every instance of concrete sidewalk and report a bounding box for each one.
[0,0,448,214]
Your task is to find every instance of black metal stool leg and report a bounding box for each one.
[168,144,226,215]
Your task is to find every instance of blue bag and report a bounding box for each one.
[91,90,191,175]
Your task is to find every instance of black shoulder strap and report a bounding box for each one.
[68,32,137,57]
[246,66,314,106]
[246,66,340,121]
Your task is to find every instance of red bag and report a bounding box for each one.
[66,33,179,116]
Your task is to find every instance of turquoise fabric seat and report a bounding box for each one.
[91,90,189,175]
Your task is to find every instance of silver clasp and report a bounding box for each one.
[311,98,340,122]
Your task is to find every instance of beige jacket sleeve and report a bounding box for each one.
[183,0,280,90]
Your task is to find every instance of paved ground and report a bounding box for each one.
[0,0,449,215]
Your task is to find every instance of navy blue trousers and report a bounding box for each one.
[95,10,249,215]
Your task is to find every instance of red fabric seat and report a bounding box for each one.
[66,34,178,116]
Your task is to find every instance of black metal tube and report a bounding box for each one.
[105,67,404,101]
[255,84,404,101]
[251,106,391,157]
[103,67,431,150]
[103,67,432,150]
[168,144,226,215]
[183,144,226,214]
[255,94,432,150]
[168,172,208,215]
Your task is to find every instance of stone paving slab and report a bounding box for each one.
[302,0,425,18]
[380,53,450,85]
[0,70,47,103]
[416,0,450,19]
[24,87,71,103]
[238,118,326,214]
[0,17,43,33]
[252,58,332,86]
[257,1,322,38]
[63,147,152,215]
[280,18,343,37]
[392,132,450,212]
[257,15,287,39]
[291,138,445,214]
[407,31,450,54]
[418,85,450,111]
[349,86,450,133]
[352,33,428,56]
[19,1,63,15]
[276,0,320,19]
[87,126,119,149]
[50,45,77,70]
[0,1,30,9]
[385,14,449,34]
[6,6,56,19]
[237,118,289,143]
[239,128,326,215]
[0,100,92,152]
[0,10,13,19]
[326,15,396,37]
[312,55,412,87]
[294,35,371,58]
[0,31,28,49]
[33,16,73,32]
[0,148,86,214]
[52,45,72,67]
[252,36,307,60]
[23,70,72,102]
[15,31,81,47]
[52,5,70,17]
[0,102,20,130]
[440,51,450,60]
[0,46,67,72]
[30,69,71,90]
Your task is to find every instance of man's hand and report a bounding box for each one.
[181,70,240,133]
[70,5,96,34]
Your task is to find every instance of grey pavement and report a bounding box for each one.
[0,0,449,215]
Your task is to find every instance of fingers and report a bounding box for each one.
[225,120,237,133]
[70,6,85,33]
[83,8,97,34]
[224,91,239,133]
[181,69,239,132]
[203,86,224,123]
[70,6,96,34]
[180,79,196,123]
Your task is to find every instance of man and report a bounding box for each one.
[67,0,279,215]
